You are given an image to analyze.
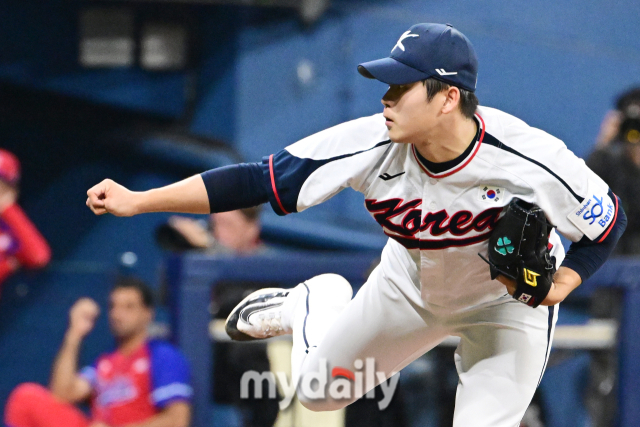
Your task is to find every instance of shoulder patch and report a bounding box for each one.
[567,180,615,240]
[478,185,505,203]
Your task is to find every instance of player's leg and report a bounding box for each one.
[4,383,90,427]
[291,268,450,412]
[451,298,558,427]
[225,273,353,345]
[226,268,450,412]
[225,273,358,386]
[285,273,355,390]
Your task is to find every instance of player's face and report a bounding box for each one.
[381,82,445,143]
[108,288,153,340]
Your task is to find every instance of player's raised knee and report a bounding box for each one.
[305,273,353,301]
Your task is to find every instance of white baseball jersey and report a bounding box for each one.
[264,106,617,310]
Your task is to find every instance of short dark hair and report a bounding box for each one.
[422,78,479,119]
[111,276,155,308]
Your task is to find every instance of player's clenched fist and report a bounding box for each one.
[86,179,138,217]
[68,298,100,339]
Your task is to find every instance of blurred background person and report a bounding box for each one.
[4,277,192,427]
[587,87,640,254]
[156,207,264,255]
[592,88,640,150]
[156,206,278,427]
[0,149,50,295]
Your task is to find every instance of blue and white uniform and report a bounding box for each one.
[201,23,625,427]
[260,106,618,307]
[203,106,624,426]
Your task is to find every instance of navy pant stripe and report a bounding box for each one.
[537,305,555,387]
[302,282,310,349]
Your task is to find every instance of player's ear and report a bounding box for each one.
[441,87,461,114]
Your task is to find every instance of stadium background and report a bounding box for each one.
[0,0,639,426]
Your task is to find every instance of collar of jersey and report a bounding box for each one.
[411,113,485,178]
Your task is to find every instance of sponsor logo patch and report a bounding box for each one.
[567,181,615,240]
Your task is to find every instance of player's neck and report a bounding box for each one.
[413,115,477,163]
[117,331,148,355]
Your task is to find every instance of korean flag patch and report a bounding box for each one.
[567,180,616,241]
[478,185,504,203]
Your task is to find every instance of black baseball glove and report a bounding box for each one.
[479,198,556,308]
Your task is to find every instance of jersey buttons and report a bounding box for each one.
[429,178,438,185]
[429,202,437,210]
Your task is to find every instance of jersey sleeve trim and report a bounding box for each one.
[482,132,584,203]
[268,154,290,215]
[151,382,194,406]
[598,192,619,243]
[148,340,192,408]
[78,366,97,389]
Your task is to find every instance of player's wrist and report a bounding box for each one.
[496,274,516,295]
[132,190,151,215]
[540,283,563,306]
[541,267,582,305]
[137,188,174,215]
[541,279,575,305]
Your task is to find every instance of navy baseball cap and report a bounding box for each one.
[358,23,478,92]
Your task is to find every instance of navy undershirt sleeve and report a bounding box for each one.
[561,193,627,282]
[200,163,269,213]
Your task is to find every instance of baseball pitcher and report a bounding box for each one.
[86,23,626,426]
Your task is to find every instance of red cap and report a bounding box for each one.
[0,149,21,186]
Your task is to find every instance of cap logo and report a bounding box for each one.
[392,31,419,53]
[435,68,457,76]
